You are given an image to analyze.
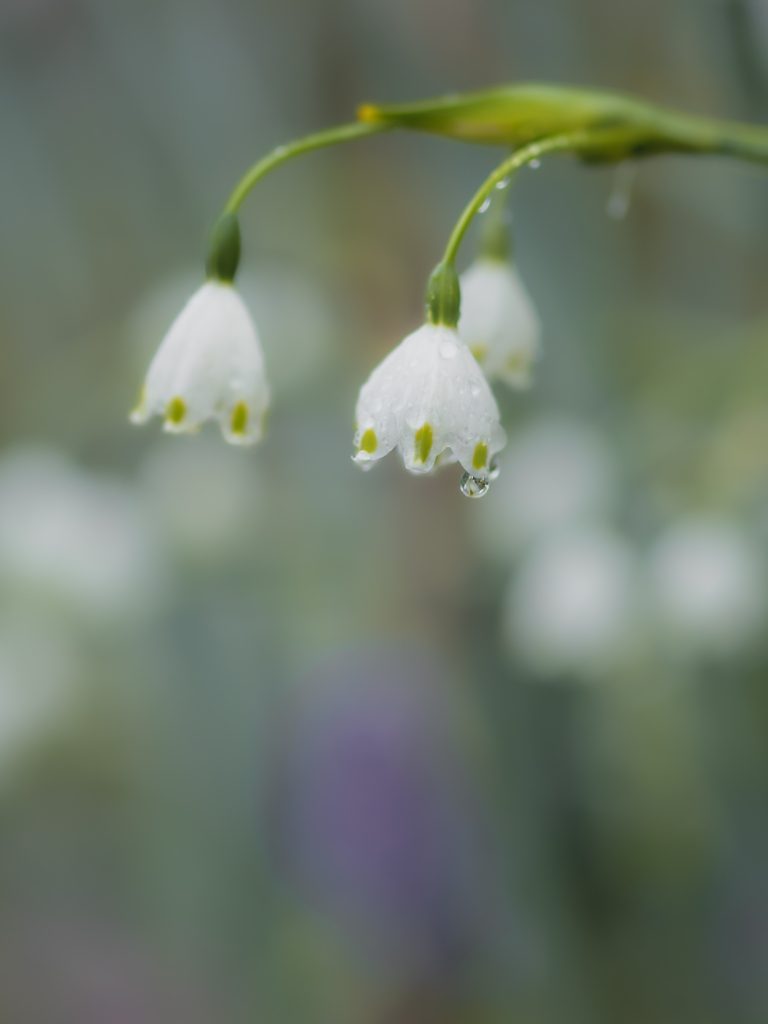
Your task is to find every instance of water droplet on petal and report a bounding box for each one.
[439,340,458,359]
[488,458,500,481]
[479,197,491,213]
[460,471,490,498]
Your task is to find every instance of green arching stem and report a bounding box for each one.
[442,132,588,267]
[223,120,392,214]
[213,84,768,285]
[222,84,768,220]
[360,83,768,167]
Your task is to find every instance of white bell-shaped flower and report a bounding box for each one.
[503,527,640,680]
[353,322,506,480]
[458,258,541,388]
[647,519,766,656]
[130,280,270,446]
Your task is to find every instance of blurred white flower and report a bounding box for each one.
[458,259,541,387]
[353,323,506,480]
[472,418,617,559]
[130,280,270,446]
[139,436,263,563]
[0,607,82,772]
[238,266,335,397]
[647,519,766,655]
[503,527,639,679]
[0,447,167,621]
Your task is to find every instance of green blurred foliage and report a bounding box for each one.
[0,2,767,1023]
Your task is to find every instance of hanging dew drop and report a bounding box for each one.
[495,176,511,190]
[479,197,491,213]
[488,458,500,481]
[460,472,490,498]
[607,162,637,220]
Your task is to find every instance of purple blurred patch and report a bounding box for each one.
[264,647,506,978]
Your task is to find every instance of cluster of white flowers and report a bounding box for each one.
[130,212,541,497]
[483,420,768,680]
[0,447,168,621]
[0,446,176,781]
[505,516,768,681]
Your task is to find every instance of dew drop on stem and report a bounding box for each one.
[607,162,637,220]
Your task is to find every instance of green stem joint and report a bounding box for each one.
[425,262,461,328]
[206,213,242,283]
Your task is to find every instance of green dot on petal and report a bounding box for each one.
[473,442,488,469]
[166,397,186,425]
[360,428,378,454]
[415,423,433,463]
[231,401,249,434]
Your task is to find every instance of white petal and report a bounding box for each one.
[131,281,270,446]
[458,259,541,388]
[354,324,506,477]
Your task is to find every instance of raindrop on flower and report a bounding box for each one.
[488,458,500,481]
[460,472,490,498]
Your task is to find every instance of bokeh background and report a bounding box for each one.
[1,0,768,1021]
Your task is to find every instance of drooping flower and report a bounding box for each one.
[353,321,506,484]
[0,446,167,621]
[472,417,617,560]
[131,214,270,446]
[130,280,270,445]
[503,527,640,679]
[647,519,766,655]
[458,257,541,388]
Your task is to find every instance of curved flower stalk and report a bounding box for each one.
[130,81,768,492]
[131,216,270,446]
